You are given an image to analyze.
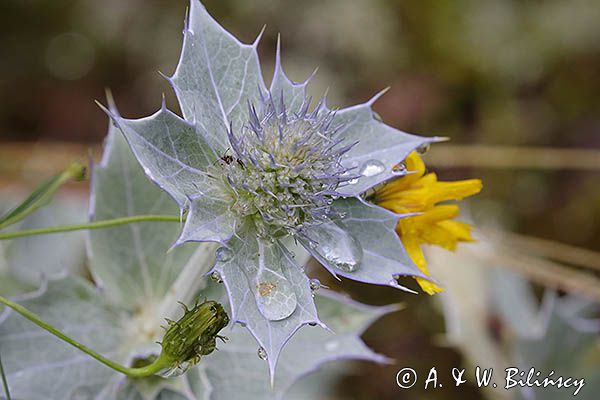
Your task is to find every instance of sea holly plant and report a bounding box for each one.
[101,0,438,377]
[0,0,483,397]
[0,117,392,399]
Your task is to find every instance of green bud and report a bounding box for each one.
[159,300,229,374]
[65,161,87,181]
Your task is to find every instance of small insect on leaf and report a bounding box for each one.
[220,155,235,165]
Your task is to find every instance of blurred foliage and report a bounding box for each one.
[1,0,599,399]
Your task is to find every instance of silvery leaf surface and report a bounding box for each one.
[90,111,221,399]
[269,38,314,115]
[302,198,427,290]
[156,390,189,400]
[210,224,323,381]
[0,248,33,295]
[284,365,350,400]
[0,277,197,400]
[0,114,218,400]
[513,294,600,400]
[89,118,198,310]
[105,104,214,202]
[169,0,267,152]
[193,288,394,400]
[106,103,237,245]
[330,98,437,197]
[113,376,199,400]
[1,200,87,288]
[0,277,126,400]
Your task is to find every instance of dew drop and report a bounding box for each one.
[309,278,321,292]
[392,163,407,175]
[210,271,223,283]
[359,160,386,177]
[254,269,297,321]
[325,340,340,352]
[257,346,268,360]
[392,274,401,280]
[347,177,359,185]
[308,321,318,326]
[156,362,192,378]
[308,223,363,273]
[215,247,233,262]
[388,279,399,287]
[417,143,430,155]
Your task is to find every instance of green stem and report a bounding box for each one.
[0,295,172,378]
[0,215,183,241]
[0,161,86,231]
[0,350,10,400]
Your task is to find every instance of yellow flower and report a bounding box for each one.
[375,151,482,294]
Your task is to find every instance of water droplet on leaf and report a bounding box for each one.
[210,271,223,283]
[325,340,340,351]
[359,160,386,177]
[392,163,407,175]
[257,346,268,360]
[215,247,233,262]
[308,223,363,273]
[309,278,321,292]
[254,269,297,321]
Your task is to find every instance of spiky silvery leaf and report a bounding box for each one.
[191,287,397,400]
[106,0,438,375]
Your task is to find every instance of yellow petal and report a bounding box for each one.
[404,152,426,177]
[416,277,444,295]
[377,199,412,214]
[402,235,427,271]
[421,205,460,223]
[419,223,461,250]
[437,220,474,242]
[427,179,483,204]
[402,235,443,295]
[375,176,412,199]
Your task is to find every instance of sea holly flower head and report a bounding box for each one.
[217,96,353,239]
[104,0,440,378]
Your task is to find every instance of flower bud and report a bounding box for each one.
[159,300,229,375]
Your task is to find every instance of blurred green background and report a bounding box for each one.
[1,1,599,399]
